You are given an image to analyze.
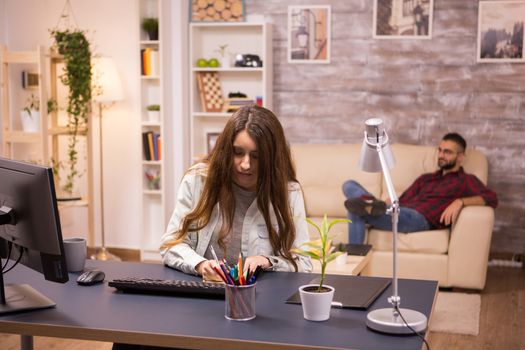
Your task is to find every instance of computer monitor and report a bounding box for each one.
[0,157,68,315]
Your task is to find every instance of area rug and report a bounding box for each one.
[429,292,481,335]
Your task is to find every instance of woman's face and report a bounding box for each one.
[232,130,258,191]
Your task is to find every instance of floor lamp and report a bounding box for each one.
[91,57,124,261]
[359,118,427,334]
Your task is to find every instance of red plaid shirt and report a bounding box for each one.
[399,167,498,229]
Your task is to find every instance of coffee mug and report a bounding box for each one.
[63,238,87,272]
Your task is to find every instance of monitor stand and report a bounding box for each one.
[1,267,56,315]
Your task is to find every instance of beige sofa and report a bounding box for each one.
[291,143,495,290]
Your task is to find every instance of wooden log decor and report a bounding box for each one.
[191,0,244,22]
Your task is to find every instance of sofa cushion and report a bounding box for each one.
[291,143,382,218]
[367,228,450,254]
[386,144,438,198]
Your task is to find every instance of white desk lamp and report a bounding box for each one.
[91,57,124,261]
[359,118,427,334]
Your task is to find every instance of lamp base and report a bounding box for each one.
[366,307,427,334]
[90,247,121,261]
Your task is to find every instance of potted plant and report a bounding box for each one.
[146,104,160,122]
[142,18,159,41]
[20,95,58,132]
[292,215,350,321]
[215,44,230,68]
[20,94,40,132]
[51,29,92,197]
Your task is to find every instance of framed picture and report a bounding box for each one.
[206,132,220,154]
[22,70,39,89]
[477,1,525,62]
[373,0,434,39]
[190,0,245,22]
[287,5,331,63]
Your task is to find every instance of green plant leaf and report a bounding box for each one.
[296,215,352,291]
[326,251,344,264]
[291,248,321,260]
[51,29,92,196]
[305,217,321,235]
[328,218,352,232]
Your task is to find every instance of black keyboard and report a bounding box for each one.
[108,277,225,299]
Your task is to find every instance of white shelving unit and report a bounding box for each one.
[189,22,273,160]
[139,0,171,260]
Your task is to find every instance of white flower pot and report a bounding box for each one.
[299,284,335,321]
[20,110,40,132]
[147,110,160,122]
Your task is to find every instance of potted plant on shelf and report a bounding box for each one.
[215,44,230,68]
[146,104,160,122]
[292,215,350,321]
[51,28,92,198]
[20,94,40,132]
[20,94,58,132]
[142,17,159,41]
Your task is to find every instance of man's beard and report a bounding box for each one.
[438,158,456,170]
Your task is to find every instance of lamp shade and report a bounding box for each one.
[92,57,124,103]
[358,118,395,173]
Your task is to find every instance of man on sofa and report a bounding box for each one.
[343,132,498,244]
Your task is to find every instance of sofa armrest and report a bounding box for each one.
[448,206,494,289]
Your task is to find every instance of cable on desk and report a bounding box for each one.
[395,305,430,350]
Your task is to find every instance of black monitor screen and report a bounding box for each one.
[0,157,68,315]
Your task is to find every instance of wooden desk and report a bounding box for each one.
[312,251,372,276]
[1,260,437,350]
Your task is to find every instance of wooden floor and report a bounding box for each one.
[1,266,524,350]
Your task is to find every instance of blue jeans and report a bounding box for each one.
[342,180,430,244]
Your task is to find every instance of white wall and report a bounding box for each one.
[0,0,144,249]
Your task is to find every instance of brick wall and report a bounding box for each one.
[247,0,525,253]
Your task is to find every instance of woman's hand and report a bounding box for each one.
[195,260,222,282]
[243,255,271,275]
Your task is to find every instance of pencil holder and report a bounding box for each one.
[225,283,256,321]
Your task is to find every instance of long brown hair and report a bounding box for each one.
[174,105,299,271]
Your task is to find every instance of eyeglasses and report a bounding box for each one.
[438,147,463,156]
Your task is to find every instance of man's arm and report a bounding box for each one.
[440,195,486,226]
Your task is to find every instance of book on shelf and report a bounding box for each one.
[224,97,255,112]
[147,132,154,160]
[141,48,159,76]
[142,132,151,161]
[142,131,162,161]
[157,135,162,160]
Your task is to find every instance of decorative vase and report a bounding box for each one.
[220,56,231,68]
[298,284,335,321]
[20,110,40,132]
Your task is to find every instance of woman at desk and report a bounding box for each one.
[160,105,312,281]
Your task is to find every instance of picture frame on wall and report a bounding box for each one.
[22,70,39,89]
[287,5,331,63]
[477,1,525,62]
[373,0,434,39]
[206,132,221,154]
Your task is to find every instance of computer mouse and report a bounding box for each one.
[77,269,105,286]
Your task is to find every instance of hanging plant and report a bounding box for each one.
[51,29,92,196]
